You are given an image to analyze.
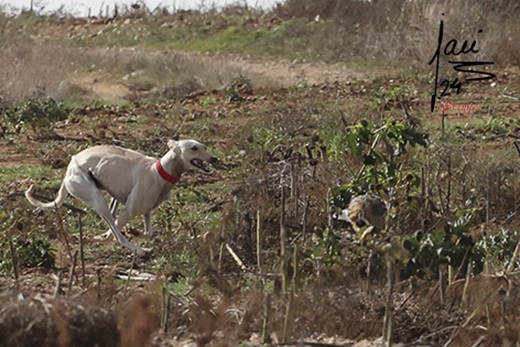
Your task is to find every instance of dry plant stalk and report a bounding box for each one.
[302,196,310,242]
[280,185,288,295]
[439,264,446,306]
[383,255,394,347]
[282,292,293,343]
[506,240,520,274]
[282,245,298,343]
[54,205,80,285]
[123,253,137,295]
[54,204,74,263]
[441,111,446,138]
[262,293,271,344]
[461,262,472,309]
[161,285,170,333]
[292,163,299,217]
[218,240,225,271]
[225,243,246,271]
[446,154,452,212]
[78,213,86,287]
[67,250,78,296]
[326,188,332,227]
[256,208,262,274]
[366,250,373,295]
[7,220,20,285]
[292,244,298,294]
[54,270,64,297]
[96,268,102,303]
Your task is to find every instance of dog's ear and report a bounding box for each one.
[167,139,177,150]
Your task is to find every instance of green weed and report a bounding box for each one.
[403,210,486,279]
[0,215,56,273]
[478,228,520,271]
[3,97,70,136]
[329,119,428,207]
[0,166,55,185]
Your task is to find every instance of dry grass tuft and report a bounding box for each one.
[0,292,119,347]
[0,42,79,102]
[0,29,244,103]
[119,294,160,347]
[277,0,519,67]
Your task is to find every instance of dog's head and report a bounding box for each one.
[168,139,217,173]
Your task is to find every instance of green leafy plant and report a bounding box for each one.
[370,83,415,110]
[330,119,427,209]
[302,227,343,270]
[225,74,253,102]
[402,211,484,280]
[4,96,70,136]
[478,228,520,270]
[0,232,56,272]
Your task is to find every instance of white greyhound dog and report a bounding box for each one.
[25,139,217,256]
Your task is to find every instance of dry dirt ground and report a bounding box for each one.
[70,49,369,102]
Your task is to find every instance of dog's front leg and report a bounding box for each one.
[142,211,163,237]
[143,212,152,236]
[115,209,132,231]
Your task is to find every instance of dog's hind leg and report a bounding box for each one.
[96,204,147,255]
[109,198,119,217]
[65,179,147,255]
[96,198,120,241]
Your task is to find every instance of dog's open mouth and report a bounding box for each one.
[190,159,212,173]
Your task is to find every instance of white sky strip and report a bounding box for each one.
[0,0,282,16]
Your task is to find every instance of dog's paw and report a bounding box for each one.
[135,247,152,257]
[94,230,114,242]
[144,229,163,238]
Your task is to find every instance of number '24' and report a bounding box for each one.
[439,78,461,97]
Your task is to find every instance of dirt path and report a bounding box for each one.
[72,49,367,101]
[229,53,366,87]
[73,76,132,102]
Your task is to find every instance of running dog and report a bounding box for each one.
[25,139,217,255]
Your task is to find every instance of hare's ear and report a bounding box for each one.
[167,139,177,150]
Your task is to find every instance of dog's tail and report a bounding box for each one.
[25,182,69,210]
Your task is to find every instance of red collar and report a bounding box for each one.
[156,161,180,184]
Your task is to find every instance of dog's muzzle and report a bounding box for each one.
[190,156,218,173]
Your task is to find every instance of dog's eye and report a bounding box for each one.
[191,146,198,151]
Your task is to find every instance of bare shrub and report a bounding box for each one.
[276,0,519,67]
[81,48,244,96]
[0,41,246,103]
[0,15,246,104]
[0,41,79,102]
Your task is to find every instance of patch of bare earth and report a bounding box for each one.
[72,76,132,102]
[0,141,42,168]
[229,54,366,87]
